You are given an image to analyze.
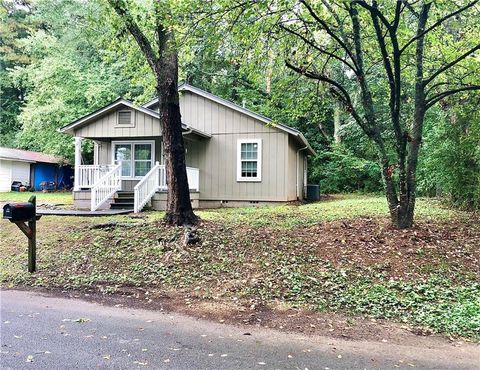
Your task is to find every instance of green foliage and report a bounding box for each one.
[331,276,480,338]
[311,144,382,193]
[418,100,480,209]
[0,1,33,146]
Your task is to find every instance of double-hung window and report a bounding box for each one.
[113,141,154,178]
[237,139,262,182]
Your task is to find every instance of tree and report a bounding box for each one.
[211,0,480,228]
[8,0,136,160]
[0,0,34,146]
[106,0,198,226]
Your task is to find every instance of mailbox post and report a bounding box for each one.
[3,195,41,273]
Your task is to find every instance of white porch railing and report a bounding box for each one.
[78,165,116,189]
[134,162,161,213]
[134,164,200,213]
[91,164,122,211]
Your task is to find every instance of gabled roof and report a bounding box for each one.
[143,83,316,155]
[0,147,63,164]
[58,98,211,138]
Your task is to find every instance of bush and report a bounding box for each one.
[310,144,383,193]
[418,105,480,209]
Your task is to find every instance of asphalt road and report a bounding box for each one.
[1,290,478,370]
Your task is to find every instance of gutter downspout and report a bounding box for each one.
[296,145,308,200]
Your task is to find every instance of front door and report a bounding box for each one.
[112,140,155,191]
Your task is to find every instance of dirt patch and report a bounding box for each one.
[288,217,480,280]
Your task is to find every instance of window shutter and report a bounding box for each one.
[118,111,132,125]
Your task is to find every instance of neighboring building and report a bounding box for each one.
[59,84,316,212]
[0,147,72,192]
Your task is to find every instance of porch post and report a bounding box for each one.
[74,136,82,191]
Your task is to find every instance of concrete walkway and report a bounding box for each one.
[1,290,478,370]
[37,209,133,216]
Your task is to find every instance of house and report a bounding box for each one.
[0,147,72,192]
[59,84,315,212]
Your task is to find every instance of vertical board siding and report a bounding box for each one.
[180,91,289,201]
[287,136,298,200]
[74,108,161,138]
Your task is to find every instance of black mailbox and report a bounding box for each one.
[3,202,36,221]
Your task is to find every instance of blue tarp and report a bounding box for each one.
[32,163,73,191]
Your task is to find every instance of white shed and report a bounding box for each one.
[0,147,63,192]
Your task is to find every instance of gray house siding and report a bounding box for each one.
[180,93,287,201]
[74,109,161,138]
[179,91,303,202]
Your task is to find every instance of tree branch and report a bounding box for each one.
[107,0,160,75]
[284,60,370,130]
[353,0,392,29]
[279,23,357,72]
[299,0,360,73]
[399,0,479,54]
[424,44,480,85]
[426,85,480,109]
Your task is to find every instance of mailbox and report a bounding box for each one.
[3,202,36,221]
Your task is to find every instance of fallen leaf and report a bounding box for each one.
[74,318,90,323]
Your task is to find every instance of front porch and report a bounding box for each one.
[74,163,200,212]
[72,134,201,212]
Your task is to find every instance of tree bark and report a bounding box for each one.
[395,3,431,229]
[333,101,342,143]
[157,46,198,226]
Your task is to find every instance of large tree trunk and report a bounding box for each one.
[157,49,198,226]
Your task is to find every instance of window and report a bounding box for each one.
[113,141,154,178]
[116,110,135,127]
[237,139,262,182]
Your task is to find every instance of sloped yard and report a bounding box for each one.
[1,195,479,340]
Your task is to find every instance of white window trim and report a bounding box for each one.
[111,140,155,179]
[237,139,262,182]
[115,110,136,128]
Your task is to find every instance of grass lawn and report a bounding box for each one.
[1,194,478,339]
[0,191,73,205]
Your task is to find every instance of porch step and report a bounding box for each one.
[111,191,134,210]
[111,202,134,209]
[116,191,134,198]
